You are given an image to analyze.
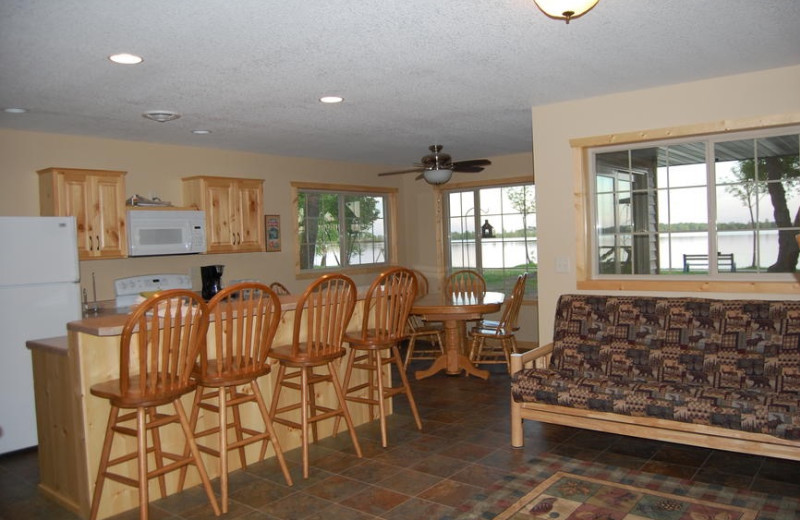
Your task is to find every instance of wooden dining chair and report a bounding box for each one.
[268,273,362,478]
[337,267,423,447]
[403,269,444,369]
[445,269,486,297]
[469,273,528,371]
[180,282,292,513]
[89,290,220,520]
[269,281,291,295]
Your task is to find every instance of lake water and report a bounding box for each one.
[320,231,793,271]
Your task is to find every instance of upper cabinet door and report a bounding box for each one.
[38,168,127,260]
[235,179,264,253]
[182,176,265,254]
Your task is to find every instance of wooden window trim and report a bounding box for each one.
[572,112,800,295]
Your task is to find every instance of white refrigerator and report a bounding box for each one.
[0,216,82,454]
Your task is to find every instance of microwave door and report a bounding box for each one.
[130,224,190,256]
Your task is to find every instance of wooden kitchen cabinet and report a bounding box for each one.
[182,175,265,253]
[38,168,127,259]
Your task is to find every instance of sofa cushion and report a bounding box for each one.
[549,295,800,394]
[511,368,800,440]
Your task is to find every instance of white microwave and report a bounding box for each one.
[127,209,206,257]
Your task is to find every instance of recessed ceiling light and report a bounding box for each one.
[109,53,143,65]
[142,110,180,122]
[3,107,28,114]
[319,96,344,104]
[192,129,211,135]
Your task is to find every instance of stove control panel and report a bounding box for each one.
[114,273,193,308]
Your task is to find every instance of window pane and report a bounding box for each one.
[446,184,537,296]
[715,133,800,273]
[345,195,385,266]
[297,190,389,271]
[591,126,800,278]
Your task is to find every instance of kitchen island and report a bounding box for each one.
[27,294,376,520]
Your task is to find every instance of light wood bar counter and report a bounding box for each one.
[27,293,377,520]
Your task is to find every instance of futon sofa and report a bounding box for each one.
[510,294,800,461]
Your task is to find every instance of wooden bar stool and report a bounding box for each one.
[469,273,528,371]
[337,267,423,447]
[180,282,293,513]
[268,273,362,478]
[403,269,444,369]
[89,290,220,520]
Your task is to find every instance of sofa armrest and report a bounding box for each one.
[510,342,553,373]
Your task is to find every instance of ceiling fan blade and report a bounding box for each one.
[378,167,424,176]
[452,165,485,173]
[415,172,425,181]
[452,159,491,168]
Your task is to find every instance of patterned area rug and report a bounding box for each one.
[494,471,757,520]
[452,454,798,520]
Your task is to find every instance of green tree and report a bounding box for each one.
[297,192,381,269]
[724,160,768,268]
[763,155,800,272]
[506,186,536,265]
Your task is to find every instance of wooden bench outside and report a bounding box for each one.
[682,252,736,272]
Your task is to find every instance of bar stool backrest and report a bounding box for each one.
[445,269,486,297]
[119,289,209,403]
[292,273,357,358]
[359,267,418,341]
[204,282,281,379]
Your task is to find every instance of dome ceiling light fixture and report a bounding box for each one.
[142,110,181,123]
[533,0,599,23]
[422,168,453,185]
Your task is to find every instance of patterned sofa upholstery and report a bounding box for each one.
[510,294,800,461]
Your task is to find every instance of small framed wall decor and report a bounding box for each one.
[265,215,281,252]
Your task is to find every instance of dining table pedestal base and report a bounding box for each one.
[414,320,490,380]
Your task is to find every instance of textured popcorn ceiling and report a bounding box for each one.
[0,0,798,168]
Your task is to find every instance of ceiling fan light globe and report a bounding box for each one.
[423,169,453,185]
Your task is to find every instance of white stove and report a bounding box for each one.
[114,273,193,309]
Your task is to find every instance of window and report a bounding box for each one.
[445,183,537,296]
[294,183,395,272]
[591,126,800,278]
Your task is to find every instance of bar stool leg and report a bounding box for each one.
[392,345,423,430]
[328,361,363,459]
[174,400,221,517]
[375,350,388,447]
[250,380,293,485]
[148,408,168,498]
[89,406,119,520]
[218,387,229,513]
[136,408,149,520]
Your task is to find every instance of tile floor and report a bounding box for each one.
[2,358,800,519]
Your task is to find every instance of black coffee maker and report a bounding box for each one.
[200,264,224,300]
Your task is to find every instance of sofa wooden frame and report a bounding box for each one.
[510,345,800,462]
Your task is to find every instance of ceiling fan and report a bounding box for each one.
[378,145,491,185]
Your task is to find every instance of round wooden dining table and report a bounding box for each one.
[410,291,504,380]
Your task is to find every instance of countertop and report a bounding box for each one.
[64,293,309,337]
[26,335,70,355]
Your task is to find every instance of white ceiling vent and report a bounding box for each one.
[142,110,181,123]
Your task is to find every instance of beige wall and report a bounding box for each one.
[532,64,800,344]
[0,129,400,300]
[0,129,537,343]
